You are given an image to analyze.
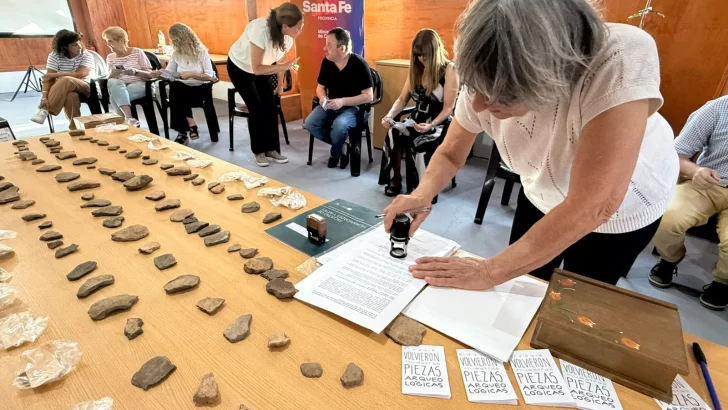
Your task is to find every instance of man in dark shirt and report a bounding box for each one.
[304,27,374,168]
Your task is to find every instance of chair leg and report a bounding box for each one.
[141,102,159,136]
[474,152,502,225]
[501,179,515,206]
[349,130,362,177]
[307,134,314,166]
[130,104,138,119]
[203,101,219,142]
[157,100,169,139]
[278,107,289,145]
[48,116,55,133]
[229,114,235,152]
[365,125,373,163]
[451,176,457,188]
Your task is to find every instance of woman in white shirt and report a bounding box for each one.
[165,23,216,144]
[227,2,303,167]
[383,0,679,289]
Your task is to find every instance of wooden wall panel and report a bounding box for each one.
[69,0,94,42]
[120,0,154,49]
[24,38,54,66]
[0,38,53,72]
[85,0,128,56]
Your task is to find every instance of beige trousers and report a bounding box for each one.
[654,182,728,284]
[46,77,90,130]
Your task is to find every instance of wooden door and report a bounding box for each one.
[604,0,728,133]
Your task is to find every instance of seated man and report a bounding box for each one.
[304,27,373,168]
[30,29,94,130]
[650,95,728,310]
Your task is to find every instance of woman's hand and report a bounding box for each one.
[180,72,196,80]
[413,122,434,133]
[109,68,122,78]
[382,115,393,129]
[692,166,721,189]
[38,97,49,109]
[409,256,496,290]
[149,70,162,79]
[383,193,433,237]
[281,57,300,73]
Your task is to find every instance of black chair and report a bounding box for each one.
[47,79,104,133]
[474,143,521,224]
[158,60,220,141]
[306,67,382,177]
[228,69,293,151]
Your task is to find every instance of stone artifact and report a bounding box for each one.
[191,177,205,186]
[227,244,241,252]
[203,230,230,246]
[11,200,35,209]
[38,221,53,229]
[81,192,94,200]
[92,205,123,217]
[185,221,209,234]
[89,139,97,143]
[69,129,85,136]
[67,180,101,191]
[340,363,364,387]
[96,140,109,146]
[0,182,11,191]
[55,243,79,258]
[142,158,158,166]
[22,213,46,221]
[160,163,174,170]
[13,140,29,144]
[154,253,177,270]
[111,171,135,182]
[76,275,115,298]
[123,175,153,191]
[31,159,45,165]
[384,315,427,346]
[193,373,220,406]
[111,224,149,242]
[55,172,80,182]
[47,240,63,249]
[261,269,289,281]
[183,174,198,182]
[262,213,282,224]
[103,216,125,228]
[223,314,252,343]
[55,151,77,160]
[240,202,260,213]
[118,149,127,154]
[107,145,119,151]
[238,248,258,259]
[19,151,35,160]
[79,199,112,208]
[125,149,143,159]
[155,199,180,211]
[72,157,97,166]
[0,186,20,204]
[44,139,59,147]
[17,146,29,152]
[208,182,225,194]
[79,136,92,141]
[88,294,138,321]
[300,363,323,378]
[170,209,194,222]
[266,279,297,299]
[244,257,273,274]
[124,318,144,340]
[140,155,149,160]
[181,216,198,224]
[138,242,161,254]
[146,191,166,201]
[197,224,220,237]
[163,275,200,294]
[36,164,61,172]
[131,356,176,390]
[165,166,191,176]
[86,165,96,169]
[196,297,225,315]
[227,194,244,201]
[240,405,251,410]
[66,261,97,281]
[49,148,62,154]
[267,333,290,348]
[39,230,63,241]
[98,168,116,176]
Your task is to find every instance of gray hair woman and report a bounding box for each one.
[383,0,679,289]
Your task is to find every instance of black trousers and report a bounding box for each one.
[509,187,661,285]
[169,82,210,133]
[227,58,280,155]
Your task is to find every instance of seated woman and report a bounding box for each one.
[30,29,95,130]
[378,29,458,196]
[102,26,159,127]
[165,23,216,144]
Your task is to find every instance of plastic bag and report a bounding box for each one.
[271,191,306,210]
[0,243,14,257]
[0,230,18,240]
[71,397,114,410]
[0,311,48,349]
[148,138,169,151]
[187,159,212,168]
[96,124,128,134]
[171,150,196,161]
[258,186,292,198]
[0,267,11,282]
[13,340,82,389]
[127,134,154,142]
[0,284,17,311]
[218,171,268,189]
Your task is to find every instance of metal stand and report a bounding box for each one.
[9,65,44,102]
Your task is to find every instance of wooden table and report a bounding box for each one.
[0,129,726,409]
[142,49,228,65]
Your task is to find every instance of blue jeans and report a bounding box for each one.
[304,106,360,158]
[107,78,148,117]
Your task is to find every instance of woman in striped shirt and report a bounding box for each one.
[102,26,160,128]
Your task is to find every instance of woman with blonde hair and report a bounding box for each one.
[165,23,216,144]
[379,29,458,196]
[102,26,157,127]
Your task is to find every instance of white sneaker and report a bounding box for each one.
[125,117,141,128]
[30,109,48,125]
[265,151,289,164]
[255,153,270,167]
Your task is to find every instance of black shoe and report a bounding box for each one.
[648,260,678,288]
[339,143,350,169]
[327,156,339,168]
[700,281,728,310]
[174,133,189,145]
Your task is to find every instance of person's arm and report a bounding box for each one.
[315,84,327,102]
[275,71,285,95]
[673,101,721,187]
[249,43,298,75]
[339,87,374,107]
[128,49,156,80]
[415,64,459,133]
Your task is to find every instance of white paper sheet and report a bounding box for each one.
[402,345,451,399]
[402,275,546,363]
[510,350,576,407]
[655,375,713,410]
[560,359,623,410]
[457,349,518,405]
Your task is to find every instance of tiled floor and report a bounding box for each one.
[3,90,727,346]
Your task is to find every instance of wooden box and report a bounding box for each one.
[73,113,124,129]
[530,269,689,402]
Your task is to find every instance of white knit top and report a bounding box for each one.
[455,23,679,234]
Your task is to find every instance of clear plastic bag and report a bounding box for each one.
[13,340,82,389]
[187,159,212,168]
[71,396,114,410]
[148,138,168,151]
[258,186,292,198]
[219,171,268,189]
[271,191,306,210]
[0,284,17,311]
[95,124,116,134]
[0,243,13,257]
[0,267,11,282]
[127,134,154,142]
[0,230,18,240]
[171,150,196,161]
[0,311,48,349]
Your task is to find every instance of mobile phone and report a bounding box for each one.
[115,65,125,70]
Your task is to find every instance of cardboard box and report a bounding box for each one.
[73,113,124,130]
[530,269,689,402]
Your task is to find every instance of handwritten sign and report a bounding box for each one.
[656,375,713,410]
[402,345,451,399]
[456,349,518,404]
[510,349,576,407]
[560,359,623,410]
